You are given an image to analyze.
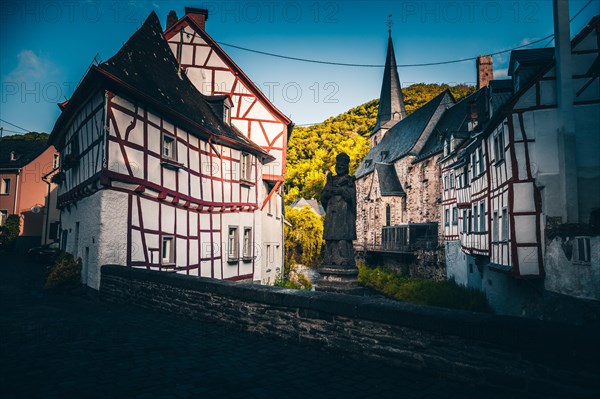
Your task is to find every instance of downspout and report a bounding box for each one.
[42,167,58,244]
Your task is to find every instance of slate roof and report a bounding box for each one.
[52,12,271,161]
[375,163,405,196]
[0,140,49,169]
[355,90,452,178]
[508,48,555,76]
[371,35,406,135]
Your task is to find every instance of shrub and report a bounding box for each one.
[45,252,82,290]
[358,263,490,313]
[273,272,312,290]
[1,214,20,250]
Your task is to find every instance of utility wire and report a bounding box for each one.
[181,0,593,69]
[0,118,29,132]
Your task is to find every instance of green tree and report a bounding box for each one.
[285,83,476,204]
[2,214,21,250]
[284,206,324,271]
[3,132,49,141]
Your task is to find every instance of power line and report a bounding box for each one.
[0,118,29,132]
[0,127,25,134]
[544,0,593,48]
[180,0,592,69]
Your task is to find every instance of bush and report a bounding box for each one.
[45,252,82,290]
[2,214,20,250]
[273,272,312,290]
[358,263,491,313]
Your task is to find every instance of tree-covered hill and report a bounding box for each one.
[285,83,475,203]
[2,132,49,141]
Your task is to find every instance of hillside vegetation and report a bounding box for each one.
[285,83,475,204]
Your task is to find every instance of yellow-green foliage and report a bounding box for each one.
[285,83,476,204]
[358,263,490,313]
[284,206,324,269]
[45,252,82,290]
[274,271,313,290]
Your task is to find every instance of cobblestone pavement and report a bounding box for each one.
[0,253,544,398]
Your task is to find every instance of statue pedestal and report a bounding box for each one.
[317,266,363,295]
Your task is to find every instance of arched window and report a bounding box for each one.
[385,204,391,226]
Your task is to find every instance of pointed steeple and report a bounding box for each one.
[371,32,406,140]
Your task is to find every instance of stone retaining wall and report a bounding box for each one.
[100,265,600,396]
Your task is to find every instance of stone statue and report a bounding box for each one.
[321,152,357,267]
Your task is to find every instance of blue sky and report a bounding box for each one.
[1,0,598,135]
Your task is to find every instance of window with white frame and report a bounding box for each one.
[242,227,252,259]
[473,205,479,232]
[241,153,252,181]
[493,211,499,241]
[462,210,468,233]
[224,104,231,125]
[0,210,7,226]
[450,172,455,189]
[478,146,484,175]
[501,208,508,240]
[162,133,176,161]
[452,207,458,225]
[161,236,174,264]
[0,178,10,195]
[228,227,239,261]
[479,202,486,232]
[467,209,472,233]
[444,175,448,191]
[471,153,477,179]
[574,237,591,264]
[445,209,450,226]
[493,127,505,163]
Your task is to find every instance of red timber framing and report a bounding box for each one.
[105,92,258,279]
[163,14,292,205]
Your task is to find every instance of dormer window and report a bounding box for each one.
[450,134,456,152]
[162,133,177,161]
[9,151,16,161]
[224,103,231,125]
[380,151,389,161]
[444,140,449,156]
[365,159,372,167]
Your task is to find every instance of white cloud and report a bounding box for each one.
[494,68,509,79]
[3,50,57,83]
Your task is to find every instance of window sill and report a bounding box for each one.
[242,256,254,263]
[240,179,255,187]
[494,159,505,167]
[572,261,591,266]
[161,159,183,170]
[227,258,239,264]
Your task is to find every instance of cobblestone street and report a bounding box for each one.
[0,254,585,399]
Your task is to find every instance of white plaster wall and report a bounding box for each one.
[60,189,127,290]
[544,236,600,300]
[445,240,467,287]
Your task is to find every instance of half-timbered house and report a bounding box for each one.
[49,11,291,289]
[442,13,600,312]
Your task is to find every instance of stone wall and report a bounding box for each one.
[100,265,599,396]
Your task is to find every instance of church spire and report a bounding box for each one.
[371,20,406,141]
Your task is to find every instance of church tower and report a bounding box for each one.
[370,28,406,148]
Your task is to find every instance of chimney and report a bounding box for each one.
[476,55,493,89]
[166,10,178,30]
[185,7,209,31]
[552,0,578,223]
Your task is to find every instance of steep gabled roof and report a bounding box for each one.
[290,197,325,216]
[0,140,49,169]
[51,12,272,161]
[375,162,405,196]
[371,35,406,135]
[355,90,452,178]
[164,12,292,128]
